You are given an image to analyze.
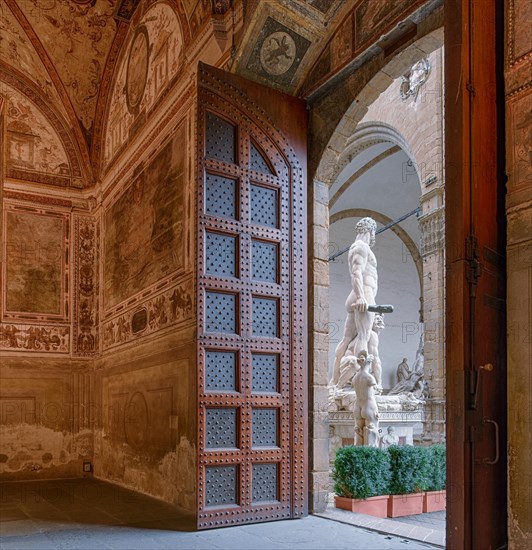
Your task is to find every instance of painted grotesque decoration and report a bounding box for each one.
[3,83,70,179]
[104,126,187,309]
[19,0,117,131]
[104,2,183,167]
[0,6,65,116]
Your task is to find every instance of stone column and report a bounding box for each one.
[418,187,445,442]
[308,177,331,512]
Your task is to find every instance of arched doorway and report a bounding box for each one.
[308,30,445,515]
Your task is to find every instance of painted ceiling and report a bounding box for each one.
[0,0,434,187]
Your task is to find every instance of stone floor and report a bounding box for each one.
[0,478,441,549]
[318,507,445,548]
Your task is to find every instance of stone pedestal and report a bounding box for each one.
[328,391,424,463]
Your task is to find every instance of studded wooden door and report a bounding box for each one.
[196,64,307,529]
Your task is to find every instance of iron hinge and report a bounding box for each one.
[466,235,481,285]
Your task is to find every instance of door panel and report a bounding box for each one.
[196,63,307,529]
[445,1,507,548]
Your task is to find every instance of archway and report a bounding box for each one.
[308,30,445,516]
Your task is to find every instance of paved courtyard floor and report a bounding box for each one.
[0,479,441,550]
[318,507,445,548]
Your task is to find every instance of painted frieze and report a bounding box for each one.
[103,281,193,351]
[0,323,70,353]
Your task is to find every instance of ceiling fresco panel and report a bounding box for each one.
[0,2,67,119]
[17,0,118,132]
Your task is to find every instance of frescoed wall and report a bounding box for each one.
[4,210,65,316]
[104,124,188,310]
[104,2,183,167]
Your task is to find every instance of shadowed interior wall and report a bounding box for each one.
[94,109,196,513]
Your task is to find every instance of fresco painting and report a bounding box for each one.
[104,127,187,309]
[105,2,183,166]
[4,83,70,177]
[0,6,66,117]
[5,211,64,315]
[20,0,117,130]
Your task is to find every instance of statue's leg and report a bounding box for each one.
[353,290,375,358]
[330,310,356,385]
[354,406,365,445]
[372,357,382,389]
[335,362,355,389]
[368,334,382,387]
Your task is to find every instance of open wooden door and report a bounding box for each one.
[445,1,507,548]
[195,63,307,529]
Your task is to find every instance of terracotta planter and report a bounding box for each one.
[423,490,446,512]
[335,495,389,518]
[387,493,424,517]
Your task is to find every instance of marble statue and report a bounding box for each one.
[353,351,380,447]
[380,426,399,449]
[336,313,385,392]
[367,313,384,392]
[331,217,378,386]
[335,354,359,390]
[396,358,410,383]
[389,334,426,396]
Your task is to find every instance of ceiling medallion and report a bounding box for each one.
[259,32,297,76]
[125,25,150,114]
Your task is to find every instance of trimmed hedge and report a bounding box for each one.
[426,443,446,491]
[387,444,431,495]
[333,445,391,499]
[334,444,446,498]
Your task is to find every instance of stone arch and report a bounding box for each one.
[329,123,421,210]
[314,27,444,187]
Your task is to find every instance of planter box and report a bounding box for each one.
[423,490,446,513]
[387,493,424,517]
[335,495,389,518]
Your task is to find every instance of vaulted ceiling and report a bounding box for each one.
[1,0,437,188]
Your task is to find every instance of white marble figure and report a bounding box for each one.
[380,426,399,449]
[331,217,378,386]
[353,351,380,447]
[389,333,426,396]
[335,354,359,390]
[344,313,385,392]
[396,358,410,383]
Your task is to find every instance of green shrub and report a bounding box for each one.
[427,444,446,491]
[387,444,431,495]
[333,445,391,499]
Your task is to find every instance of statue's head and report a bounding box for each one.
[372,313,385,331]
[387,426,395,434]
[355,217,377,246]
